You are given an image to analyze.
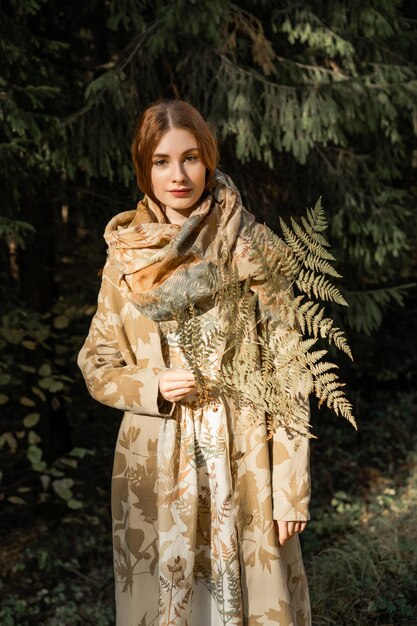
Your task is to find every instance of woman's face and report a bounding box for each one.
[150,128,207,222]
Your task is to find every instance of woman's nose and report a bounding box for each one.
[171,161,186,182]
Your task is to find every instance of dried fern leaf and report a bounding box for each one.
[291,218,338,266]
[174,197,356,437]
[296,270,348,305]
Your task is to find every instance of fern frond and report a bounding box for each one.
[306,198,328,232]
[281,296,352,358]
[300,216,330,247]
[311,305,325,336]
[282,248,302,279]
[310,361,338,376]
[174,197,355,437]
[296,269,348,305]
[279,198,344,290]
[314,372,340,388]
[305,349,328,366]
[330,395,356,426]
[318,380,346,399]
[279,218,308,266]
[304,302,321,334]
[291,218,338,266]
[328,328,353,359]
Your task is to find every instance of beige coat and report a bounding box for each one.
[78,213,311,625]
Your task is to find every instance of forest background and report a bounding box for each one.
[1,1,417,624]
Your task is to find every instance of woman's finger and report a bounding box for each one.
[287,521,295,538]
[160,386,199,401]
[275,521,307,546]
[160,382,195,394]
[163,369,195,382]
[277,521,288,546]
[159,384,195,395]
[169,389,196,400]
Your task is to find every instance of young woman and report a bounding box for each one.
[78,99,311,626]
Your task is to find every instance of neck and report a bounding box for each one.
[163,205,195,226]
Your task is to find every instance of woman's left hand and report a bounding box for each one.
[274,520,307,546]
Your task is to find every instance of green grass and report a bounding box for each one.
[306,453,417,625]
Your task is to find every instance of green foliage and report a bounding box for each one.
[0,305,94,509]
[0,7,415,620]
[0,217,35,249]
[0,1,66,212]
[0,511,114,626]
[1,0,415,333]
[345,283,415,334]
[307,452,417,625]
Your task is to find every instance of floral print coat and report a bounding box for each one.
[78,199,311,626]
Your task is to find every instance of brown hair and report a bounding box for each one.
[132,100,218,203]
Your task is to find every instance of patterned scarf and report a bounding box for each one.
[104,170,256,321]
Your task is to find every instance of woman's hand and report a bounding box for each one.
[159,369,196,403]
[274,520,307,547]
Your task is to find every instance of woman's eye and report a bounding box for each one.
[185,154,198,162]
[153,159,167,167]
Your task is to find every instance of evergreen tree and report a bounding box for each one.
[1,0,416,517]
[2,0,415,332]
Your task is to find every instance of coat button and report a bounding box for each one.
[244,514,253,526]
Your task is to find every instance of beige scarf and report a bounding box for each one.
[104,170,259,321]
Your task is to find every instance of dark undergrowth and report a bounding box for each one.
[1,301,416,626]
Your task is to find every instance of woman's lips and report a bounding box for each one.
[169,189,191,196]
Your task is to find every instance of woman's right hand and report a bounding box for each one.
[159,369,196,402]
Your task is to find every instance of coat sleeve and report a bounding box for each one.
[265,316,311,522]
[269,422,311,522]
[77,260,172,417]
[235,217,311,521]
